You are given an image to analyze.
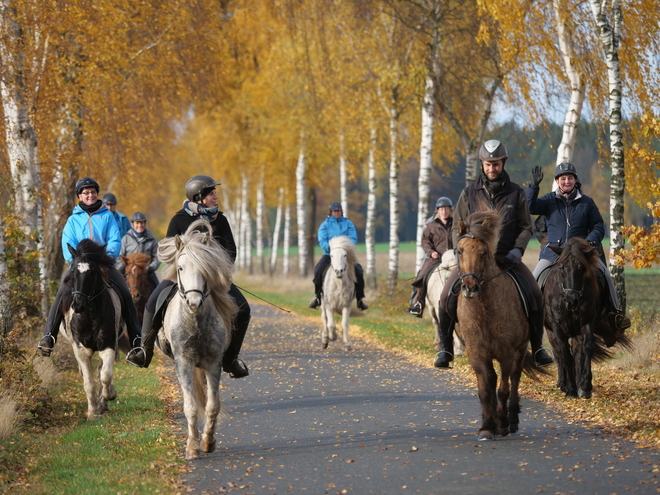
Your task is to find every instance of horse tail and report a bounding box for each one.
[521,352,552,380]
[193,367,207,415]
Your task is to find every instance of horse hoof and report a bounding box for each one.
[564,391,579,398]
[322,341,329,349]
[578,389,592,399]
[329,332,337,342]
[202,438,216,453]
[185,451,200,461]
[344,344,352,351]
[509,424,519,434]
[477,431,495,441]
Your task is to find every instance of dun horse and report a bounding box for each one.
[320,235,357,351]
[60,239,129,419]
[121,252,153,324]
[543,237,632,398]
[156,220,238,460]
[456,211,546,440]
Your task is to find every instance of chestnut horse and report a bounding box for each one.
[543,237,632,398]
[121,253,152,324]
[456,210,546,441]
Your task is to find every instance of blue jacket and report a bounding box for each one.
[317,215,358,254]
[526,185,605,262]
[61,205,122,262]
[112,210,131,238]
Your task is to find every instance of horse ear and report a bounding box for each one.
[457,219,466,236]
[202,230,211,244]
[121,255,128,265]
[67,243,77,258]
[175,235,182,250]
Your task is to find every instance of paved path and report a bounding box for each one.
[178,305,659,494]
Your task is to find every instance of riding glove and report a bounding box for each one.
[505,248,523,265]
[530,166,544,187]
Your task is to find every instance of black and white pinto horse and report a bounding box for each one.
[320,235,357,351]
[156,220,238,460]
[425,250,465,357]
[61,239,126,420]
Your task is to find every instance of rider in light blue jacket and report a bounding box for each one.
[61,202,122,262]
[309,201,368,311]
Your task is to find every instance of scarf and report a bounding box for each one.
[183,200,219,223]
[131,229,146,238]
[79,200,103,214]
[481,169,510,197]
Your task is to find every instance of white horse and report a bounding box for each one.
[321,235,357,351]
[156,220,238,460]
[425,250,465,357]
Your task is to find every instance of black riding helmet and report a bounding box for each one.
[75,177,100,196]
[185,175,221,202]
[102,193,118,205]
[554,162,582,189]
[435,196,453,209]
[328,201,343,212]
[130,212,147,222]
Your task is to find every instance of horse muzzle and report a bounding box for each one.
[72,294,88,313]
[461,284,480,299]
[334,269,345,279]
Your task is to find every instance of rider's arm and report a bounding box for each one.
[513,190,533,253]
[585,198,605,245]
[525,185,548,215]
[318,220,330,253]
[451,191,469,248]
[421,224,434,256]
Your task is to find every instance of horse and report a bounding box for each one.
[156,219,238,460]
[425,250,465,357]
[455,210,546,441]
[543,237,632,399]
[320,235,357,351]
[60,239,128,420]
[121,252,153,324]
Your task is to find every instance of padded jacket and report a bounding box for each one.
[61,204,121,262]
[317,216,358,254]
[115,229,161,273]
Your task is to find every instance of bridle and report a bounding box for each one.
[71,264,108,303]
[176,252,209,306]
[126,265,148,299]
[455,233,508,289]
[558,263,585,300]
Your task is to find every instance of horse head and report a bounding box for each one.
[67,240,111,314]
[330,246,348,279]
[328,236,357,283]
[176,248,208,314]
[123,253,151,303]
[549,239,597,313]
[456,211,501,299]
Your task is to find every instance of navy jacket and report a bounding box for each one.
[526,185,605,262]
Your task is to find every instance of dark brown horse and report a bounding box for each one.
[121,253,153,324]
[456,210,546,441]
[544,237,632,398]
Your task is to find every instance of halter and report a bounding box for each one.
[176,252,209,306]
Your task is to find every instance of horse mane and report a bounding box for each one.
[459,210,502,256]
[73,239,115,269]
[329,235,358,283]
[557,236,600,304]
[125,252,151,269]
[158,220,238,332]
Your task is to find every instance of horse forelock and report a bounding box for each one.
[462,210,501,255]
[125,252,151,269]
[74,239,114,269]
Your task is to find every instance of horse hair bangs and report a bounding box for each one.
[74,239,115,269]
[462,210,502,255]
[329,235,358,283]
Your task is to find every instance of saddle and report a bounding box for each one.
[152,283,178,333]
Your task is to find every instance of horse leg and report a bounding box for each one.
[72,346,102,419]
[200,367,221,453]
[548,327,578,397]
[576,330,594,399]
[341,306,351,351]
[321,303,330,349]
[97,348,117,414]
[507,354,525,434]
[496,361,512,437]
[470,360,498,441]
[176,363,201,460]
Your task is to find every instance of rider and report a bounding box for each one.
[115,212,161,291]
[408,196,454,317]
[126,175,251,378]
[435,139,554,369]
[526,162,631,332]
[37,177,142,356]
[102,192,131,237]
[308,201,369,311]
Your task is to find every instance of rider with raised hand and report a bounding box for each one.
[309,201,369,311]
[38,177,142,356]
[526,162,631,332]
[435,140,554,369]
[102,192,131,238]
[126,175,251,378]
[115,212,160,290]
[408,196,454,317]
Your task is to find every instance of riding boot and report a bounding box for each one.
[38,287,67,357]
[107,267,142,347]
[434,308,455,368]
[222,309,250,378]
[529,309,553,367]
[355,264,369,311]
[126,309,155,368]
[407,288,422,317]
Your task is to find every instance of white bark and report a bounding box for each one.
[241,176,252,274]
[590,0,626,310]
[0,216,11,337]
[339,133,348,218]
[415,74,435,272]
[256,172,265,274]
[387,106,400,292]
[296,140,308,277]
[270,187,284,276]
[554,0,585,166]
[365,125,378,289]
[283,201,291,278]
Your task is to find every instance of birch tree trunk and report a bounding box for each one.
[339,133,348,217]
[554,0,585,166]
[415,74,435,272]
[590,0,626,311]
[242,180,253,275]
[270,187,284,276]
[365,124,378,289]
[256,172,265,274]
[283,202,291,278]
[387,106,400,293]
[296,140,308,277]
[0,216,11,337]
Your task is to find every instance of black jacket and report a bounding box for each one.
[167,210,237,264]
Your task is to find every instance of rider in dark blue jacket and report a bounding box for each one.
[526,162,630,332]
[308,201,368,311]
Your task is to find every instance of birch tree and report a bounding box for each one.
[365,124,378,289]
[256,172,266,274]
[296,141,309,277]
[270,187,285,276]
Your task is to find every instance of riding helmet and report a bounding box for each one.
[130,212,147,222]
[185,175,221,202]
[554,162,582,188]
[102,193,118,205]
[478,139,508,162]
[328,201,343,212]
[435,196,453,209]
[75,177,100,196]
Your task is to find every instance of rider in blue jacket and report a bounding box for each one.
[309,201,368,311]
[102,193,131,238]
[38,177,142,356]
[526,162,630,332]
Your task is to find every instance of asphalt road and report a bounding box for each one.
[178,304,659,494]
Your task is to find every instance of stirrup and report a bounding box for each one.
[533,347,554,367]
[126,346,147,368]
[38,335,56,357]
[408,302,422,316]
[434,350,453,368]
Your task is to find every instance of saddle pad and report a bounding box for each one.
[153,283,178,331]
